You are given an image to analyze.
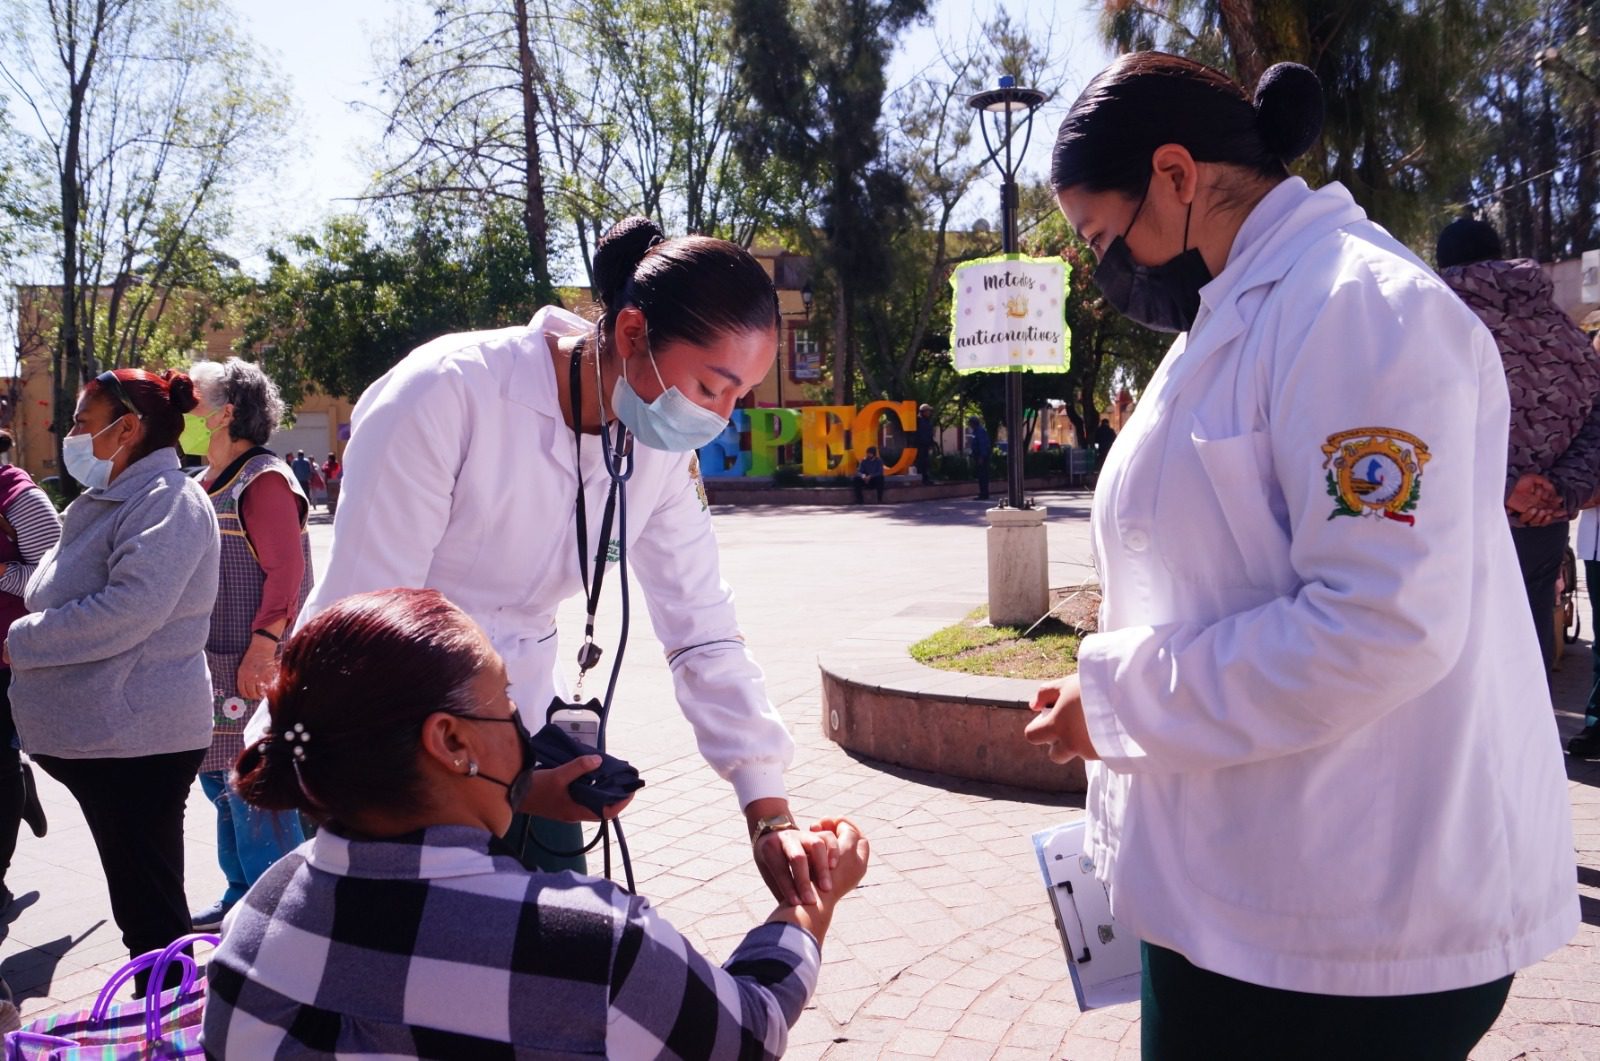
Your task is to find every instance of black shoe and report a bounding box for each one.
[19,762,45,838]
[1567,722,1600,759]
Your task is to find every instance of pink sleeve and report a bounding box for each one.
[238,472,308,630]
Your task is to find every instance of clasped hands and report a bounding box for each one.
[1507,472,1566,526]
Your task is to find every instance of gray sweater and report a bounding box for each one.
[9,449,219,759]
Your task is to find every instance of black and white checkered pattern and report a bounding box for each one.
[201,825,819,1059]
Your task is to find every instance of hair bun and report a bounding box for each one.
[593,216,666,307]
[163,371,199,414]
[1253,62,1323,163]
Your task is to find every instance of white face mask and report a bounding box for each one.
[609,337,730,453]
[62,416,129,491]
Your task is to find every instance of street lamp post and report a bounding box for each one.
[969,74,1051,627]
[969,75,1047,510]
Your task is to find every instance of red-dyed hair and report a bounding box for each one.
[233,588,496,824]
[81,368,198,462]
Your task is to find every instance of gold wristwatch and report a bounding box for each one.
[749,811,798,844]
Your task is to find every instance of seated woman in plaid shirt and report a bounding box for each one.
[202,588,870,1059]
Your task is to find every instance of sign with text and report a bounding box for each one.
[949,254,1070,373]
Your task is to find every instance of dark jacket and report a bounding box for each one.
[1440,258,1600,513]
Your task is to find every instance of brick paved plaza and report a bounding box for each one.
[2,491,1595,1058]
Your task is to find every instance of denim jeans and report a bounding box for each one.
[199,769,304,906]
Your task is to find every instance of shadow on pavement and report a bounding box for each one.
[1568,751,1600,790]
[1,921,104,1002]
[1,889,39,929]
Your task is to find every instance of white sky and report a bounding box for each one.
[225,0,1113,279]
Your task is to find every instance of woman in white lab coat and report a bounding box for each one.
[1024,54,1576,1058]
[302,217,834,905]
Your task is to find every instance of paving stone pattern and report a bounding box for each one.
[1,494,1594,1059]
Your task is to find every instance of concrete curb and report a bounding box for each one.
[818,607,1088,793]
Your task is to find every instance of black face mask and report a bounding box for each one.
[1093,187,1213,334]
[461,712,536,806]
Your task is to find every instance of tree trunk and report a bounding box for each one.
[54,3,111,490]
[513,0,558,307]
[1077,337,1105,441]
[831,283,850,404]
[1216,0,1264,86]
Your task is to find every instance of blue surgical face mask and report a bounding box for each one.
[62,416,131,491]
[609,335,730,452]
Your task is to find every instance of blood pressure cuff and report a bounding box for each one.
[528,722,645,817]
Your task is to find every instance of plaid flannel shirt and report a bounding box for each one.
[201,825,819,1059]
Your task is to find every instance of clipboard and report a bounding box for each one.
[1032,819,1141,1010]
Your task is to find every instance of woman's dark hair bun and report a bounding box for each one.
[163,371,199,415]
[1253,62,1323,164]
[593,216,666,307]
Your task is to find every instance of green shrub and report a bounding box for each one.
[772,464,805,487]
[936,453,973,480]
[1024,450,1062,478]
[39,478,70,511]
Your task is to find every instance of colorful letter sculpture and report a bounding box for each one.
[696,401,920,479]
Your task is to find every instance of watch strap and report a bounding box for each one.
[749,812,798,844]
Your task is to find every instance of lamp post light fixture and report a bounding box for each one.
[969,74,1047,510]
[801,280,814,319]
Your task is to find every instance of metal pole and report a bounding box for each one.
[1001,108,1025,509]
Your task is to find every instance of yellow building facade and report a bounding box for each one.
[10,287,353,481]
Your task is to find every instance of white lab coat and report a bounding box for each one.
[1079,178,1577,996]
[301,307,794,808]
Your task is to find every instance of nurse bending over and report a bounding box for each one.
[302,217,832,904]
[1024,53,1577,1059]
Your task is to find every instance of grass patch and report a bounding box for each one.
[909,606,1080,680]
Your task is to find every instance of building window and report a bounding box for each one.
[791,328,822,381]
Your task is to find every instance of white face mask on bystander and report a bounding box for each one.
[62,417,129,491]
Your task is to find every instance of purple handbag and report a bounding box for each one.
[4,934,219,1059]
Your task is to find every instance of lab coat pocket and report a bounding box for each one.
[1179,726,1397,918]
[1190,428,1298,596]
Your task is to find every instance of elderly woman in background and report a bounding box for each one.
[4,369,218,994]
[181,358,313,931]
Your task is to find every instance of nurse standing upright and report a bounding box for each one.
[1023,54,1577,1059]
[303,217,832,904]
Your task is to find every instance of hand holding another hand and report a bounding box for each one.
[1507,473,1563,525]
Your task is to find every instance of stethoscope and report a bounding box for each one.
[523,328,638,890]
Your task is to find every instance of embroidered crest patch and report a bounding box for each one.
[1322,428,1431,525]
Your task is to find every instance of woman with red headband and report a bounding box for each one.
[4,368,219,995]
